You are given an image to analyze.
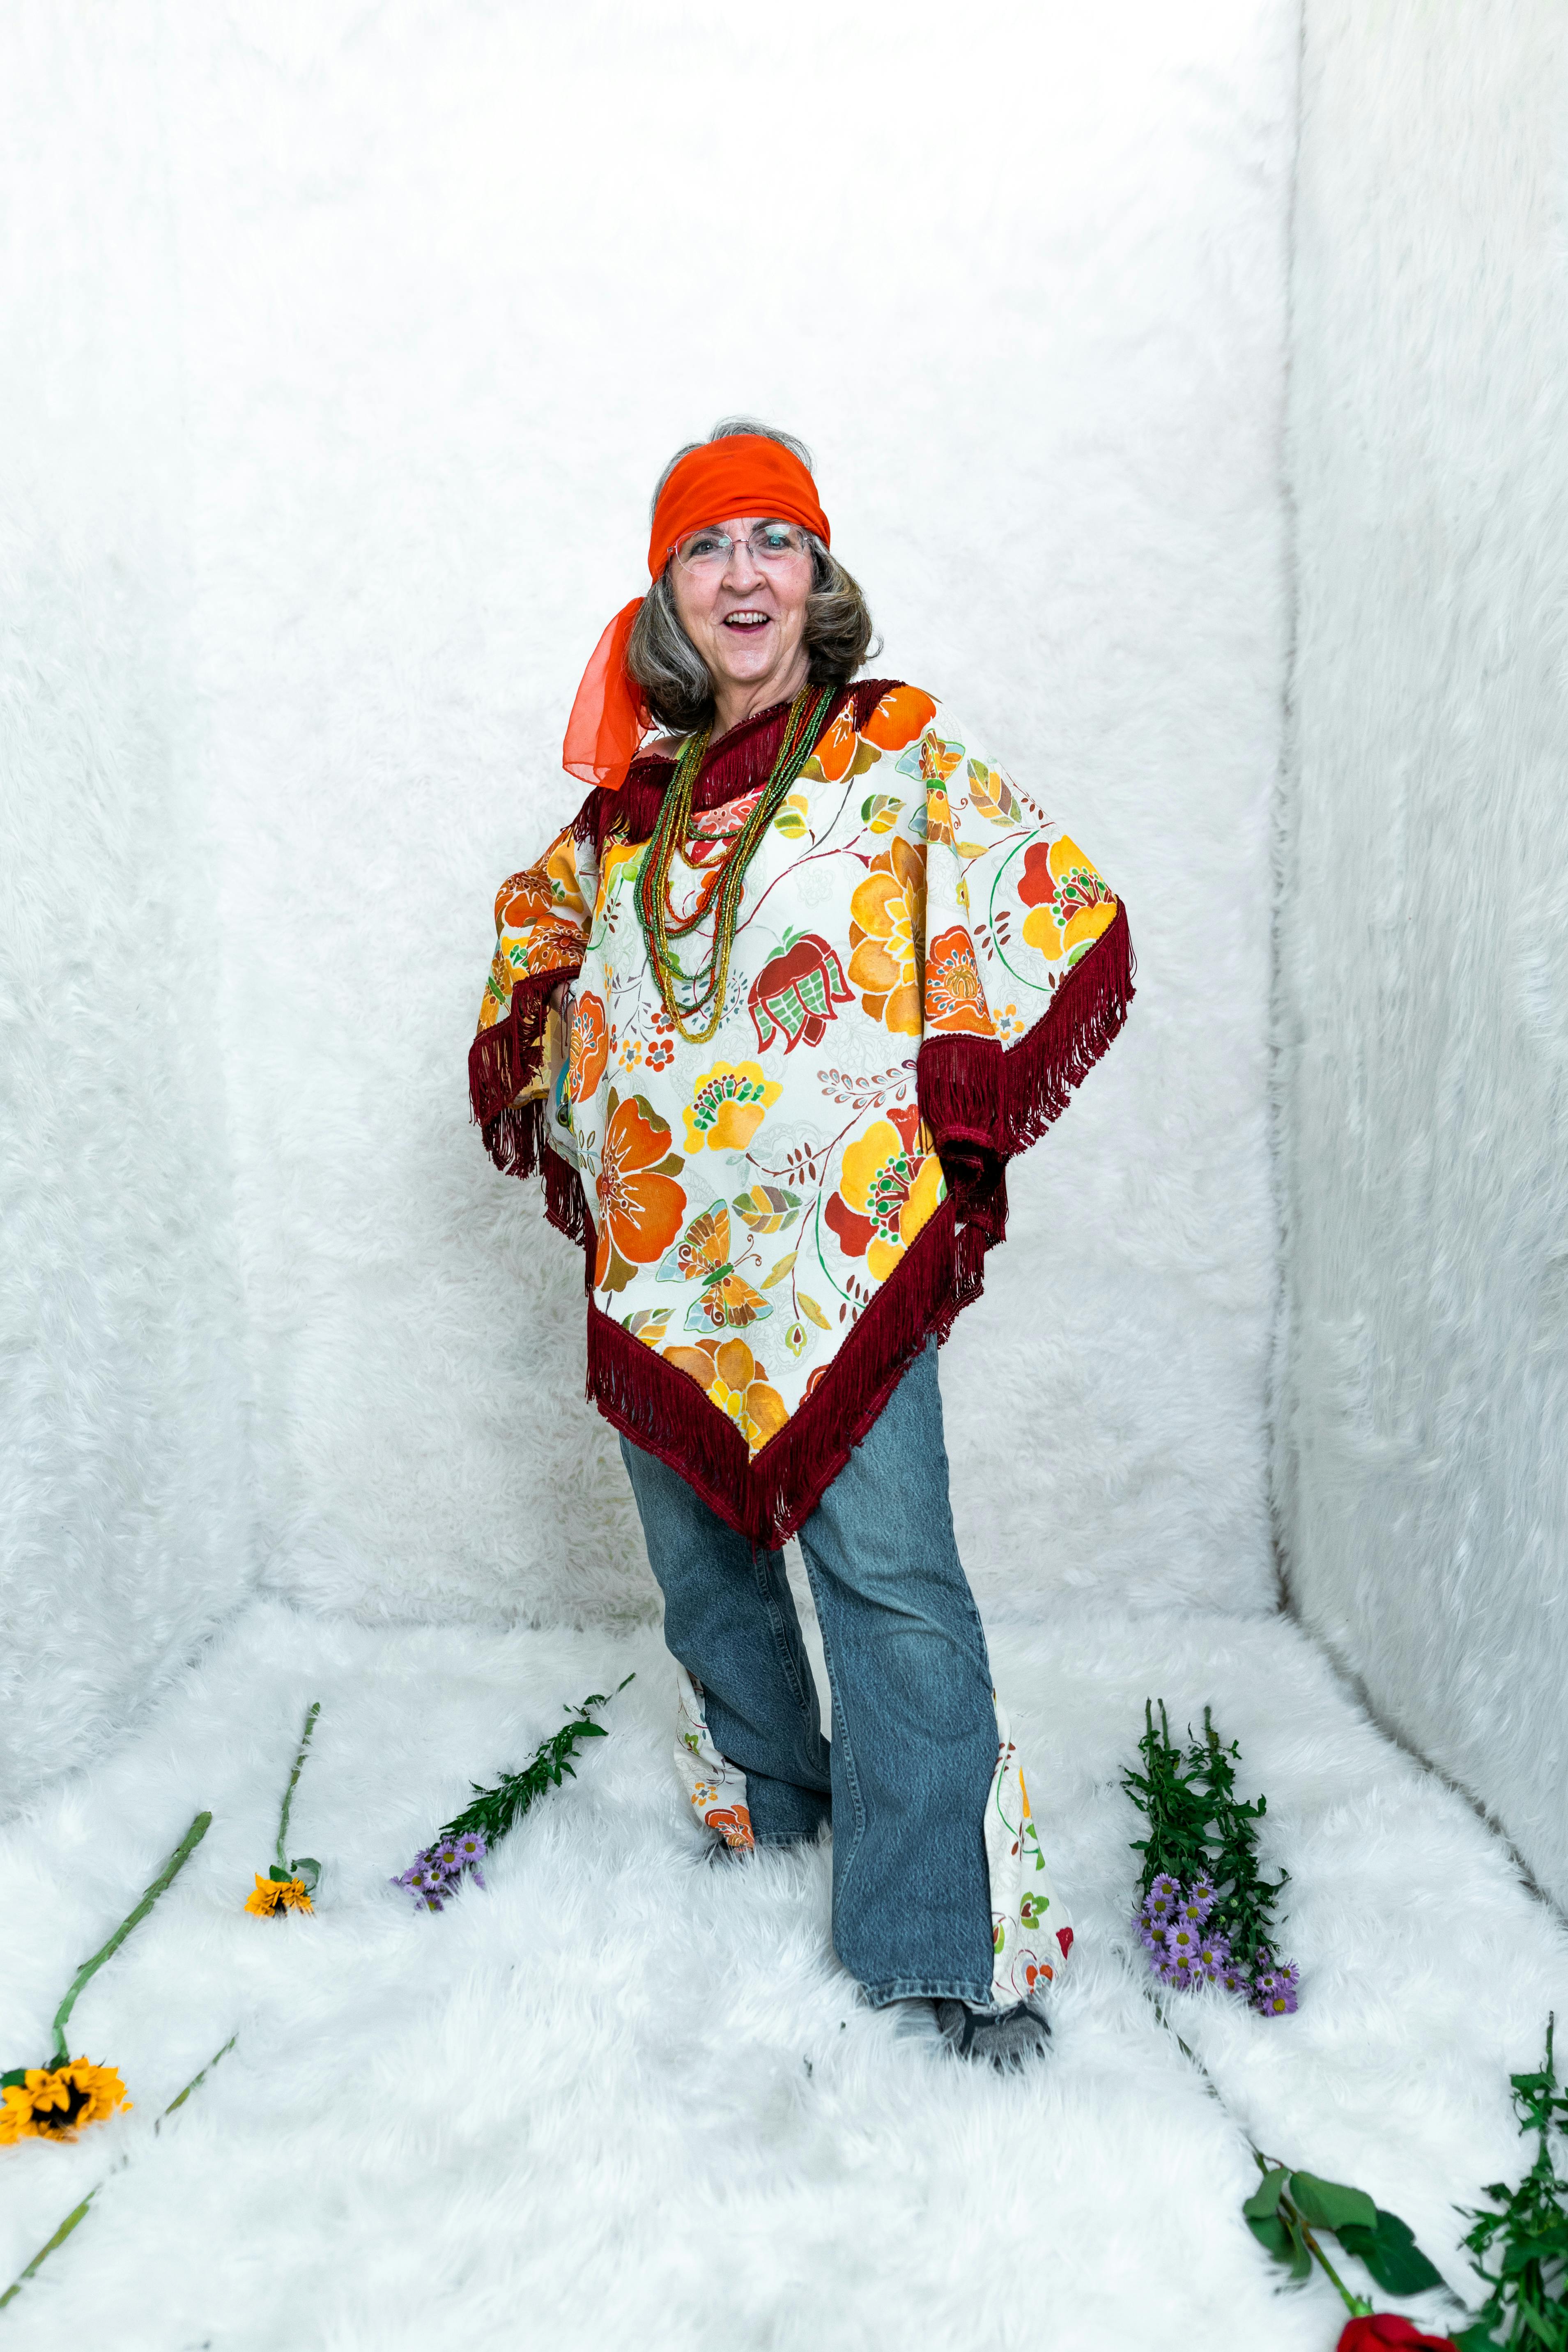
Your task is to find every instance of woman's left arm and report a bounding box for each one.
[913,710,1133,1227]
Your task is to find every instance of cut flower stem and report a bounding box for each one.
[47,1812,212,2068]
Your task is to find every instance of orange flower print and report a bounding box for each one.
[568,991,609,1104]
[800,705,882,785]
[861,685,938,752]
[703,1803,754,1849]
[924,926,992,1036]
[823,1104,945,1284]
[1017,836,1118,963]
[848,838,926,1034]
[663,1336,789,1455]
[495,835,589,976]
[593,1089,687,1294]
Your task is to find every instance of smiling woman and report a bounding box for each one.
[627,421,877,739]
[469,419,1133,2067]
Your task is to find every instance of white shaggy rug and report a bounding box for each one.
[2,1596,1564,2352]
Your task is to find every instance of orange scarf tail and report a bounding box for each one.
[562,599,647,791]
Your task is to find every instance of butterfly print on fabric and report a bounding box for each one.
[655,1204,773,1335]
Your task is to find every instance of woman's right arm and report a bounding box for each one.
[468,821,593,1176]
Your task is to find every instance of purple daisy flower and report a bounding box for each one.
[1217,1961,1251,1996]
[1188,1875,1216,1919]
[432,1840,463,1874]
[1149,1874,1182,1907]
[1196,1931,1231,1978]
[455,1832,486,1865]
[1166,1947,1202,1989]
[1164,1921,1202,1961]
[1254,1961,1299,2016]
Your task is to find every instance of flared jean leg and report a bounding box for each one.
[619,1437,832,1844]
[621,1340,998,2007]
[795,1340,998,2007]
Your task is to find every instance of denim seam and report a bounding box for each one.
[750,1542,818,1734]
[796,1544,868,1891]
[860,1978,997,2009]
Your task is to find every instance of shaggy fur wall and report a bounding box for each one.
[1278,1,1568,1903]
[0,14,253,1812]
[160,0,1297,1630]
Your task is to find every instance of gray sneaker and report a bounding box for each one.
[933,1998,1052,2069]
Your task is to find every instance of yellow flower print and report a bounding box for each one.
[664,1337,789,1455]
[682,1062,782,1154]
[825,1106,945,1285]
[1017,836,1117,962]
[847,837,927,1035]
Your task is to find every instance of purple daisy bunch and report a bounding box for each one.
[395,1831,490,1908]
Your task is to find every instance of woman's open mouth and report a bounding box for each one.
[722,609,771,631]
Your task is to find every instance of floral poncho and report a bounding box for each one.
[471,680,1132,1544]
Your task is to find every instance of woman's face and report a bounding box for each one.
[667,515,814,721]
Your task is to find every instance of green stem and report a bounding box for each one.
[0,2190,100,2309]
[49,1812,212,2066]
[155,2034,236,2132]
[276,1701,321,1871]
[0,2033,235,2313]
[1254,2152,1369,2318]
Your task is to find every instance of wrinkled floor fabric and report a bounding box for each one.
[1,1596,1565,2352]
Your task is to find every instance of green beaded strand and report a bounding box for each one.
[635,687,834,1046]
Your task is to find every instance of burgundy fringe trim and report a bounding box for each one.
[584,1190,986,1547]
[541,1137,589,1245]
[917,902,1135,1243]
[468,962,581,1178]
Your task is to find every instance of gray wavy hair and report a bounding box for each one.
[625,417,879,737]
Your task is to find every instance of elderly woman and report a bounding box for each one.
[471,421,1132,2065]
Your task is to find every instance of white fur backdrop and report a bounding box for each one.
[0,13,253,1811]
[9,1,1568,2346]
[1276,0,1568,1908]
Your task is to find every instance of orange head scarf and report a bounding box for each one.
[562,435,831,792]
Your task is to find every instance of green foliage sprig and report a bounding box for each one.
[397,1676,636,1906]
[435,1676,635,1849]
[1123,1700,1290,1976]
[1455,2017,1568,2350]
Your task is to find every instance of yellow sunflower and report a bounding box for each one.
[0,2059,129,2144]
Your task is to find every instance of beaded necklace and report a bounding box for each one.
[634,685,835,1046]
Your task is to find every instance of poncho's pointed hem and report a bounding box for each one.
[500,904,1133,1545]
[582,1191,984,1547]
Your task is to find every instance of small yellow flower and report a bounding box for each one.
[244,1873,314,1916]
[0,2059,130,2144]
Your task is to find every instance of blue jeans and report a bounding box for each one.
[620,1341,998,2008]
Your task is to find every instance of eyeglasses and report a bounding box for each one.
[671,522,812,573]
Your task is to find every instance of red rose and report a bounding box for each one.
[1336,2318,1457,2351]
